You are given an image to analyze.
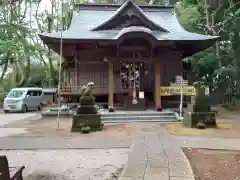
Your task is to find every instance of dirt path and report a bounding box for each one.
[183,148,240,180]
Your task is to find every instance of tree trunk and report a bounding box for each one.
[204,0,221,68]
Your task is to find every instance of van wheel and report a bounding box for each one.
[4,110,9,113]
[38,104,42,111]
[22,105,27,113]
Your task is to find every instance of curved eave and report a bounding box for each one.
[39,32,220,57]
[177,36,221,58]
[39,31,220,42]
[172,11,221,57]
[39,34,63,55]
[38,33,115,55]
[38,33,116,45]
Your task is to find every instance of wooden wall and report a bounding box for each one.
[63,63,109,94]
[160,61,183,85]
[62,49,183,95]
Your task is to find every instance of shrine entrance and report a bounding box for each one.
[119,61,153,109]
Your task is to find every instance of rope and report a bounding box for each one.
[56,0,64,130]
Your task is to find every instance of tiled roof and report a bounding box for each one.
[39,0,220,57]
[39,3,219,41]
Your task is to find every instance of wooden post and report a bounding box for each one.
[155,61,161,108]
[108,61,114,108]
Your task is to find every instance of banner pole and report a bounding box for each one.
[179,83,183,117]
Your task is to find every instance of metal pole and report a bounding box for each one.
[179,83,183,117]
[56,0,63,130]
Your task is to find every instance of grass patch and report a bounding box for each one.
[163,122,232,136]
[165,123,213,136]
[217,123,232,129]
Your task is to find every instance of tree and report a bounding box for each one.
[176,0,240,104]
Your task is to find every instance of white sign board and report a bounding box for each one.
[205,87,210,96]
[139,91,144,99]
[175,75,188,85]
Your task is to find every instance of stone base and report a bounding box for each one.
[108,107,114,112]
[71,114,103,132]
[183,111,216,128]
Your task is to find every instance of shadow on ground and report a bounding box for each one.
[25,173,69,180]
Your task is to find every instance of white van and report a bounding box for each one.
[3,87,43,113]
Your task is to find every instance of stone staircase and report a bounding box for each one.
[100,110,179,125]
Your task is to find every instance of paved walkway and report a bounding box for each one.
[0,113,41,137]
[119,123,240,180]
[0,136,131,149]
[1,121,240,179]
[0,113,40,127]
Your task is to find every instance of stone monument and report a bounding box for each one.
[71,82,103,133]
[183,82,216,128]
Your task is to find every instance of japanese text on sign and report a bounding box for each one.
[160,86,196,96]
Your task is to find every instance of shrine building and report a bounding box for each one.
[39,0,219,110]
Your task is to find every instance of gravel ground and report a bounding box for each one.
[0,149,129,180]
[5,117,129,137]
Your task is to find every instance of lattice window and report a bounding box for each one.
[120,62,141,90]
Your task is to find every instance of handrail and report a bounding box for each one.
[60,86,81,92]
[60,85,107,92]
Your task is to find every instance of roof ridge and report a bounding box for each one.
[77,3,174,10]
[91,0,169,32]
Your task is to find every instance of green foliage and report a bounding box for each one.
[177,0,240,104]
[0,0,74,90]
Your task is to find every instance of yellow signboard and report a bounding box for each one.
[160,86,196,96]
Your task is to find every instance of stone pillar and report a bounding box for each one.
[155,61,161,109]
[108,62,114,110]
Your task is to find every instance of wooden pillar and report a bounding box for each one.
[155,61,161,108]
[108,62,114,108]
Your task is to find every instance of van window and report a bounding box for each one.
[7,90,25,98]
[27,90,34,96]
[29,90,42,97]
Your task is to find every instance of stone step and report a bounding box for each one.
[100,111,175,118]
[101,110,178,124]
[101,115,176,121]
[102,118,177,125]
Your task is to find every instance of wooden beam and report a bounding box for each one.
[155,61,161,108]
[106,56,157,63]
[119,46,149,51]
[78,61,106,65]
[108,61,114,108]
